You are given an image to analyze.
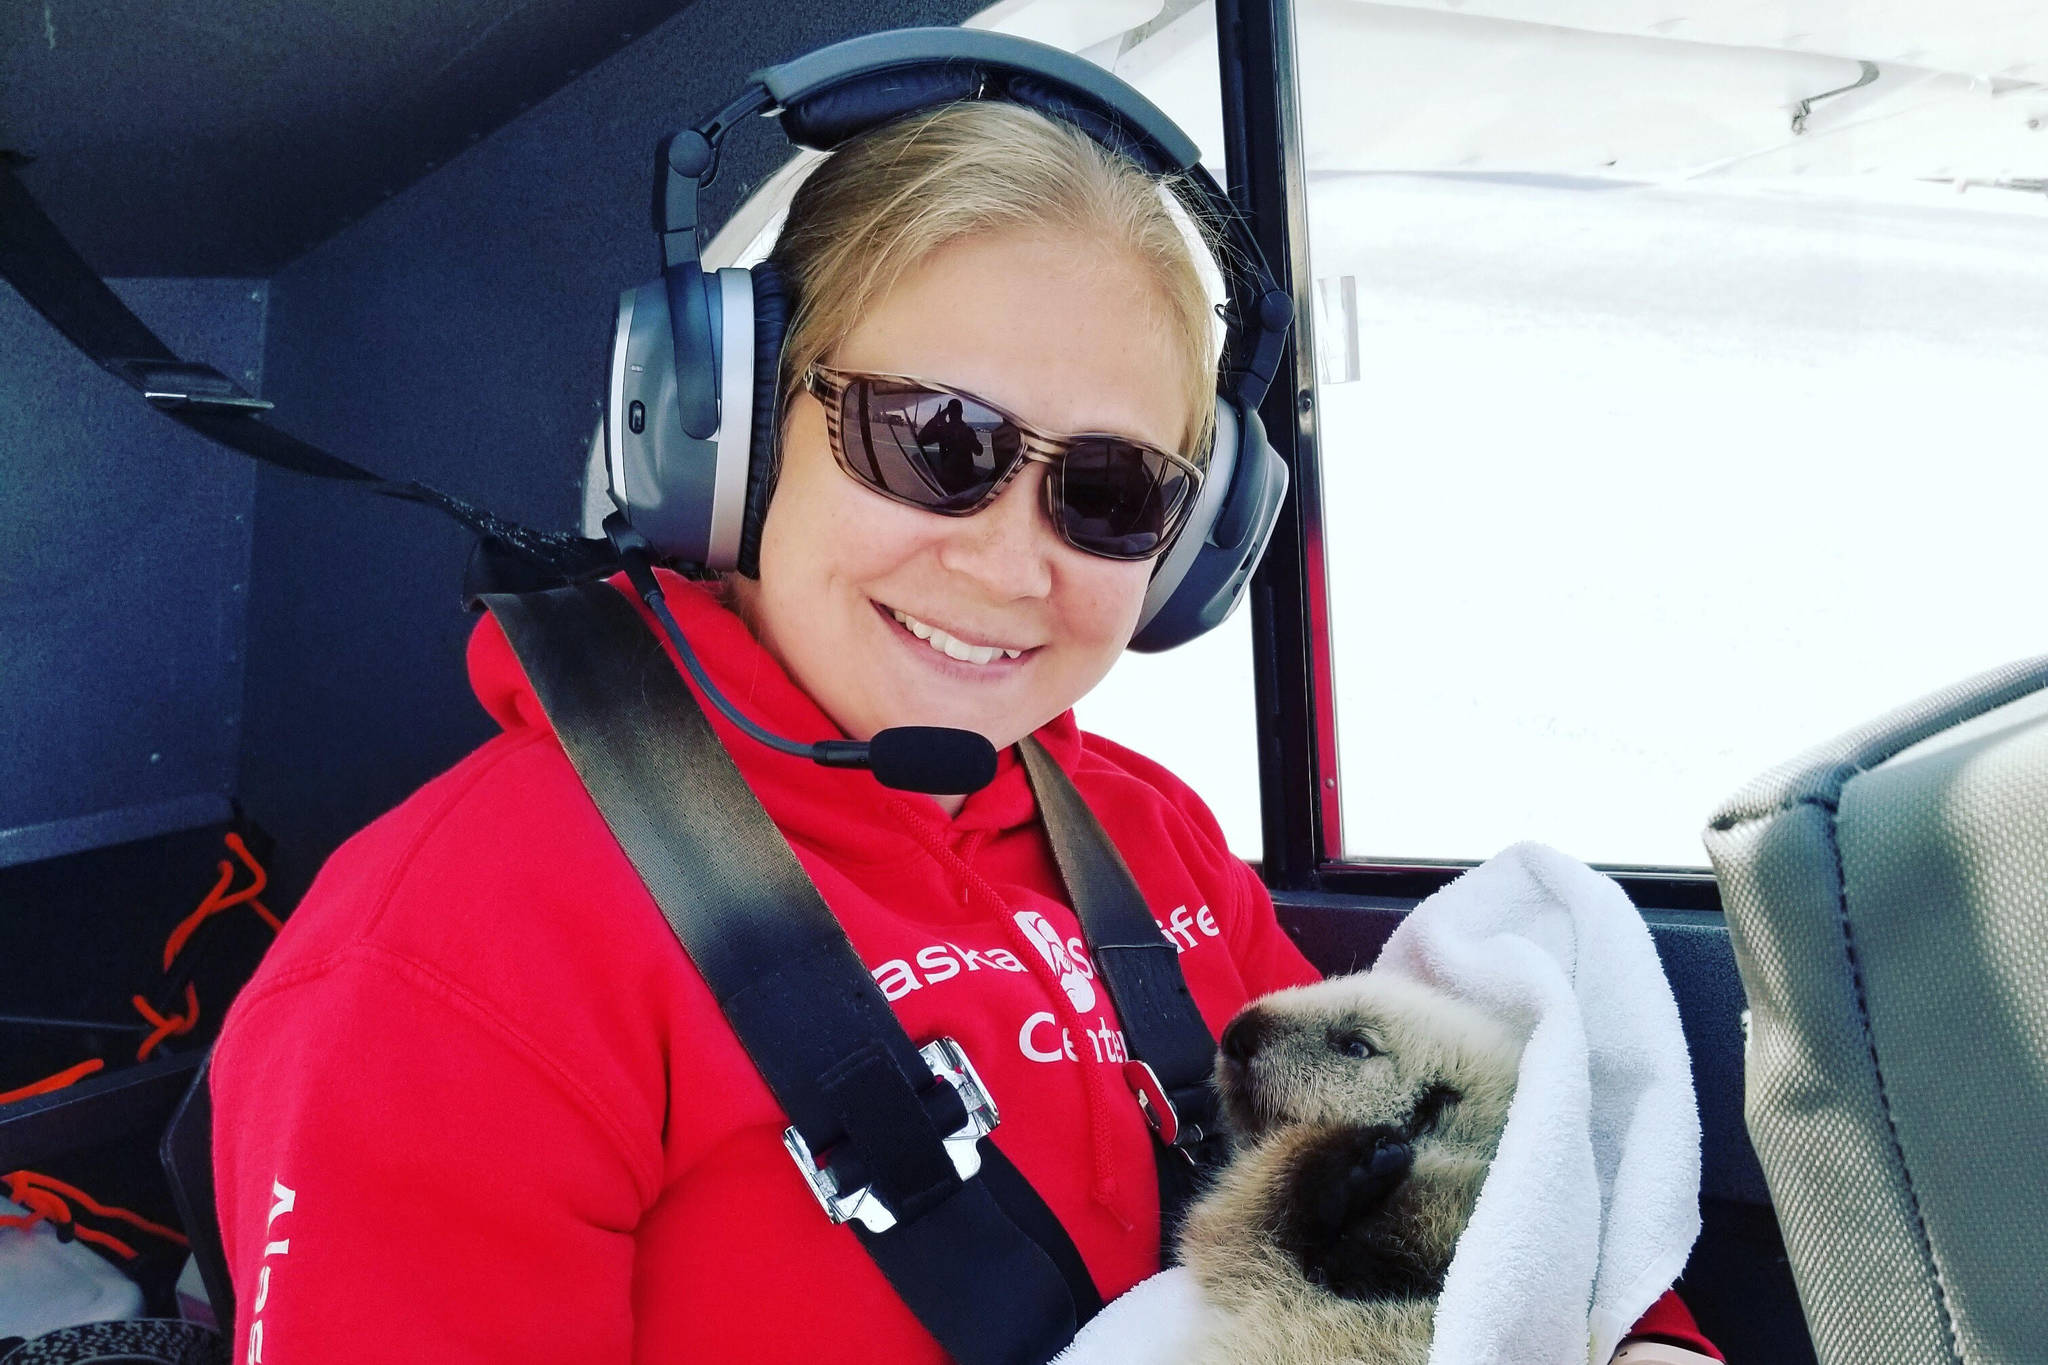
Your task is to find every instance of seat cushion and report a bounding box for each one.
[1703,658,2048,1365]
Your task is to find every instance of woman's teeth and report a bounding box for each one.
[890,608,1023,666]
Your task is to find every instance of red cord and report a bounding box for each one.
[2,830,282,1110]
[132,983,201,1062]
[0,1059,106,1106]
[2,1169,189,1261]
[162,831,280,969]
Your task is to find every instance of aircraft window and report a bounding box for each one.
[1295,0,2048,868]
[656,0,1271,856]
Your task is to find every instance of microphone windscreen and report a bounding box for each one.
[867,726,999,795]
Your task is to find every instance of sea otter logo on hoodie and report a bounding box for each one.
[1014,910,1096,1013]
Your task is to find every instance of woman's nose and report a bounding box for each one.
[936,462,1058,597]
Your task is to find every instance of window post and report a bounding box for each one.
[1215,0,1340,890]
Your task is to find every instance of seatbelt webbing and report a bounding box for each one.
[482,582,1096,1365]
[1017,739,1231,1241]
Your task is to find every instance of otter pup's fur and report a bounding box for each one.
[1178,973,1523,1365]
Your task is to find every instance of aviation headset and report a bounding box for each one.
[605,27,1295,653]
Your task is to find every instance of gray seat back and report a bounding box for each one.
[1703,658,2048,1365]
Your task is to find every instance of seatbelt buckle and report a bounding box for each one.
[1122,1060,1181,1145]
[108,358,275,413]
[782,1037,1000,1234]
[1123,1060,1209,1154]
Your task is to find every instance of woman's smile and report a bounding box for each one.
[875,601,1036,671]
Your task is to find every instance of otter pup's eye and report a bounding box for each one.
[1332,1033,1374,1060]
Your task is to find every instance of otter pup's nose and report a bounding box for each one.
[1222,1007,1275,1065]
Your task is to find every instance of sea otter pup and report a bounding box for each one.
[1178,972,1523,1365]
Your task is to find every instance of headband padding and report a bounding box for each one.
[998,74,1177,176]
[735,259,789,578]
[779,67,988,150]
[779,66,1178,179]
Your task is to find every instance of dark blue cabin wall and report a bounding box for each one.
[238,0,987,902]
[0,277,265,867]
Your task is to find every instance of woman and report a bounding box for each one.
[209,98,1717,1362]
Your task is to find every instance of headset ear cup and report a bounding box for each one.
[736,259,790,578]
[1128,398,1287,652]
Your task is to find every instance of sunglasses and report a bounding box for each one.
[801,364,1205,562]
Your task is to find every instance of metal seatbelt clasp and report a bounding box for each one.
[782,1037,1000,1234]
[1123,1059,1197,1149]
[108,358,275,414]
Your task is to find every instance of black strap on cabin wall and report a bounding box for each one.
[0,164,613,589]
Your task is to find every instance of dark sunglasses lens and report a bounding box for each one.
[1056,441,1192,559]
[836,378,1014,511]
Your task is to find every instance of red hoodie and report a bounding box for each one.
[210,571,1717,1362]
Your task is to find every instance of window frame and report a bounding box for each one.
[1216,0,1723,913]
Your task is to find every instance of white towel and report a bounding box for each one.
[1376,841,1701,1365]
[1054,842,1700,1365]
[1050,1265,1214,1365]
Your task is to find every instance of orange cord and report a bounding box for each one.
[1,1169,189,1261]
[162,831,282,969]
[2,830,282,1108]
[0,1058,107,1106]
[131,982,201,1062]
[135,830,281,1059]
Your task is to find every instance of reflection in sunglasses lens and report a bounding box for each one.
[1060,441,1181,559]
[848,381,996,509]
[834,375,1188,560]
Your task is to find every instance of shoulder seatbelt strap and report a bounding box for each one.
[481,581,1099,1365]
[1016,739,1232,1243]
[0,164,611,589]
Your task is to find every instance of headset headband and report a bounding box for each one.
[658,28,1292,418]
[761,30,1199,165]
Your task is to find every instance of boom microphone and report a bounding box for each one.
[605,515,999,796]
[862,727,999,795]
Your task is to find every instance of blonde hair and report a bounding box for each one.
[767,100,1223,465]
